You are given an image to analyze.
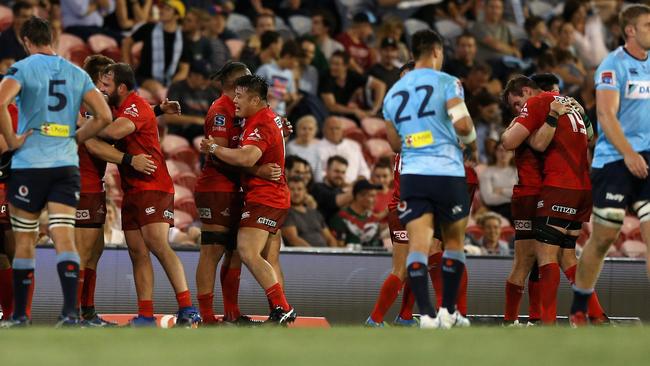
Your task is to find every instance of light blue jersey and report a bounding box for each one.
[383,68,465,177]
[5,54,95,169]
[592,46,650,168]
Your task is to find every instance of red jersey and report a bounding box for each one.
[513,144,544,197]
[195,95,242,193]
[515,92,590,190]
[115,92,173,194]
[465,165,478,186]
[240,107,290,209]
[78,108,107,193]
[1,104,19,194]
[389,154,401,211]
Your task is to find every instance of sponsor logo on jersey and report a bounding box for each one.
[198,208,212,219]
[600,70,615,86]
[221,208,230,217]
[6,67,17,76]
[145,206,156,215]
[241,211,251,219]
[393,230,408,242]
[247,128,261,141]
[537,200,544,208]
[405,130,434,148]
[18,185,29,197]
[257,217,277,227]
[551,205,577,215]
[605,192,625,202]
[630,68,639,76]
[625,81,650,99]
[163,210,174,219]
[455,79,464,98]
[214,114,226,127]
[274,116,283,129]
[513,220,532,231]
[519,103,529,118]
[451,205,462,215]
[76,210,90,220]
[125,104,139,118]
[397,201,407,212]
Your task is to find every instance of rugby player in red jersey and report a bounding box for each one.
[97,63,200,327]
[502,75,606,324]
[200,75,295,324]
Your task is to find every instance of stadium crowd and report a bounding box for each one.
[0,0,647,260]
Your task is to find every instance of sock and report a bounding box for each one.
[25,276,34,318]
[528,264,542,320]
[57,252,80,318]
[570,285,593,314]
[398,282,414,320]
[428,253,443,309]
[197,293,215,322]
[370,274,402,323]
[81,268,96,309]
[457,268,468,316]
[0,268,13,319]
[504,281,524,322]
[539,263,561,325]
[76,269,85,311]
[221,267,242,320]
[138,300,154,318]
[175,290,192,309]
[12,258,35,319]
[407,252,435,318]
[265,283,290,312]
[441,250,466,313]
[563,265,606,319]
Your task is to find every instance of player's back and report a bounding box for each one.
[513,144,543,197]
[7,54,95,169]
[383,68,465,177]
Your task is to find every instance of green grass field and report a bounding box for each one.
[1,326,648,366]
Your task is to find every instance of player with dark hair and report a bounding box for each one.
[200,74,295,325]
[571,4,650,325]
[96,63,200,327]
[0,16,112,327]
[384,29,476,329]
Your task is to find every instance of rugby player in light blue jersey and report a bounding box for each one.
[0,16,111,327]
[383,29,477,329]
[570,4,650,325]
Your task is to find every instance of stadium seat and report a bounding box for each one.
[404,18,430,37]
[174,210,194,230]
[57,33,86,60]
[500,226,515,243]
[175,197,198,220]
[275,16,295,39]
[365,138,393,160]
[621,240,647,258]
[434,19,463,40]
[173,184,193,201]
[466,225,483,241]
[166,160,193,178]
[227,12,254,32]
[225,39,245,59]
[288,15,312,36]
[170,146,200,172]
[0,5,12,32]
[173,171,198,190]
[88,34,119,53]
[621,215,640,236]
[161,134,190,155]
[343,126,366,147]
[508,23,528,42]
[528,0,555,19]
[69,44,93,67]
[338,116,359,132]
[131,41,143,69]
[360,117,387,138]
[100,46,122,63]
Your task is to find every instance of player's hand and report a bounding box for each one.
[257,163,282,181]
[131,154,157,175]
[160,98,181,115]
[624,151,649,179]
[550,100,571,116]
[565,97,585,115]
[10,130,32,150]
[199,136,216,155]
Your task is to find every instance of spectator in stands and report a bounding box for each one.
[205,5,238,72]
[473,91,503,163]
[443,33,478,80]
[521,16,550,61]
[311,9,344,60]
[570,70,597,132]
[241,30,282,73]
[370,158,393,217]
[310,155,353,222]
[286,155,313,187]
[239,13,276,66]
[122,0,190,99]
[463,62,501,107]
[547,15,563,47]
[256,40,302,117]
[561,0,608,69]
[0,2,34,63]
[329,179,383,248]
[477,212,510,256]
[283,178,338,247]
[296,37,319,95]
[335,12,375,74]
[375,15,409,64]
[104,0,153,33]
[163,60,218,142]
[61,0,123,43]
[470,0,521,62]
[320,50,386,122]
[183,8,211,64]
[553,47,586,95]
[478,144,517,222]
[317,116,370,184]
[367,37,401,90]
[104,200,125,245]
[286,115,322,177]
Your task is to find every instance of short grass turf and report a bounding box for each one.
[0,326,647,366]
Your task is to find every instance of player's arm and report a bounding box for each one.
[597,89,648,178]
[448,97,478,155]
[0,78,28,150]
[385,121,401,153]
[202,135,262,168]
[526,100,570,152]
[97,117,136,141]
[282,226,312,247]
[162,114,204,126]
[77,88,113,144]
[368,77,387,115]
[84,138,157,175]
[500,122,530,150]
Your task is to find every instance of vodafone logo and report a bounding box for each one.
[397,201,407,212]
[513,220,532,231]
[393,230,408,241]
[18,185,29,197]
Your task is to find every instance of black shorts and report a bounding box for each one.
[398,174,470,227]
[592,153,650,210]
[8,167,80,213]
